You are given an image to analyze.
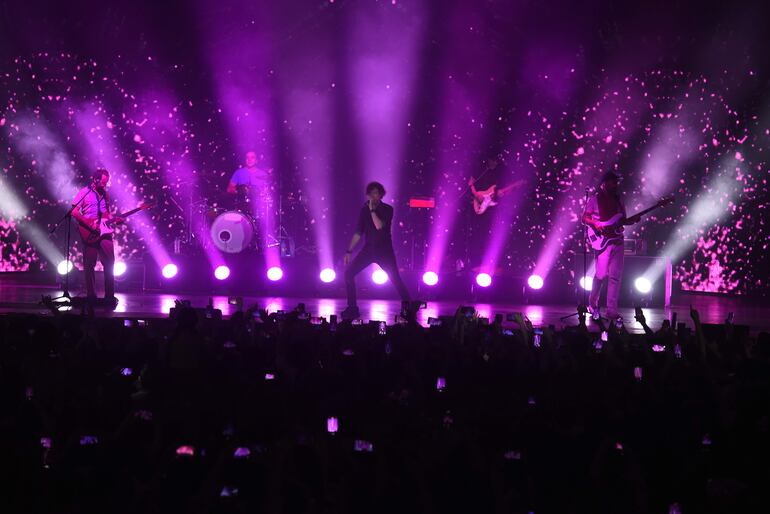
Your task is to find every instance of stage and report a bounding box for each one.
[1,283,767,335]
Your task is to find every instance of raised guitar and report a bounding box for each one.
[470,178,525,215]
[77,202,153,244]
[585,196,674,251]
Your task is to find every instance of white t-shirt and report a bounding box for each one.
[73,187,108,220]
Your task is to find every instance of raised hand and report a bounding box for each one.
[689,305,700,324]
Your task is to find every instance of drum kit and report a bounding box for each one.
[191,185,280,254]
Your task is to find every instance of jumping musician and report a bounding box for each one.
[342,182,411,320]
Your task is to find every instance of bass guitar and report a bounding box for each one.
[77,202,153,244]
[585,196,673,251]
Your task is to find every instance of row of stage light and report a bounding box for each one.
[56,259,656,293]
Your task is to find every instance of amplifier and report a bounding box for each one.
[574,254,672,307]
[408,197,435,209]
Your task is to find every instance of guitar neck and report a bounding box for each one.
[628,203,662,219]
[117,205,147,218]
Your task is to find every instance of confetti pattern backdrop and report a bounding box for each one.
[1,1,769,295]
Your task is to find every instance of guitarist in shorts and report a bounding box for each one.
[582,172,640,321]
[71,169,123,304]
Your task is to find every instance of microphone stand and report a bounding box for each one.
[560,186,592,322]
[48,187,91,306]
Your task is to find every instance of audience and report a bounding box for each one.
[1,302,767,513]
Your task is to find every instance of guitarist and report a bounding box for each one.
[581,172,640,321]
[468,158,525,215]
[71,169,123,303]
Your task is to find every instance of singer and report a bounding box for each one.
[341,182,411,320]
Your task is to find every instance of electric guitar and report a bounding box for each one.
[585,196,674,251]
[471,179,525,215]
[77,202,153,244]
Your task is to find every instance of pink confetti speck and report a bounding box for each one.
[735,151,743,161]
[605,135,613,143]
[133,134,142,143]
[576,147,584,155]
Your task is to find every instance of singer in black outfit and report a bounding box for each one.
[342,182,411,320]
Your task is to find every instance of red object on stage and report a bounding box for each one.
[409,197,435,209]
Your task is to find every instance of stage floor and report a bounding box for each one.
[1,284,768,335]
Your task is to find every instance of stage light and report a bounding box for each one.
[634,277,652,294]
[114,262,127,277]
[214,265,230,281]
[579,276,593,291]
[475,273,492,288]
[372,269,389,285]
[527,274,544,290]
[161,263,178,279]
[57,260,73,275]
[319,268,336,283]
[422,271,439,286]
[266,266,283,281]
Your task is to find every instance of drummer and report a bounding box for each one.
[226,150,273,204]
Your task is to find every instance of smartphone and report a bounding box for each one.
[40,437,52,449]
[79,435,99,446]
[378,321,386,336]
[502,328,514,336]
[701,434,712,447]
[265,372,275,380]
[634,366,643,381]
[726,312,734,324]
[615,317,623,329]
[634,306,643,319]
[134,409,153,421]
[533,334,541,348]
[503,450,521,460]
[593,340,603,352]
[120,367,132,376]
[428,317,442,327]
[25,386,34,400]
[329,314,338,331]
[175,445,195,457]
[601,330,608,342]
[671,311,678,327]
[436,377,446,391]
[327,417,339,434]
[674,343,682,359]
[136,319,146,326]
[220,485,239,498]
[351,319,363,326]
[233,447,251,458]
[310,316,323,325]
[652,344,666,352]
[123,319,132,327]
[354,440,374,452]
